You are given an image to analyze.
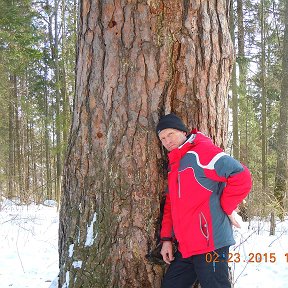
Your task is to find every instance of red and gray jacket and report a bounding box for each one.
[160,130,252,258]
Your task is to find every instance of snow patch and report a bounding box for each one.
[43,200,58,207]
[1,199,288,287]
[49,276,59,288]
[84,212,97,247]
[0,199,59,288]
[65,271,70,286]
[72,260,82,269]
[69,244,74,258]
[77,230,80,244]
[61,271,69,288]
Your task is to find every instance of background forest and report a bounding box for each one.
[0,0,287,234]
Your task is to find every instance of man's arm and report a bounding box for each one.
[160,192,173,240]
[160,193,174,264]
[204,154,252,216]
[219,161,252,215]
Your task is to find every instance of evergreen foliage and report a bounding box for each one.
[0,0,77,203]
[0,0,287,224]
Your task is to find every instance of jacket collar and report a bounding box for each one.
[168,129,198,163]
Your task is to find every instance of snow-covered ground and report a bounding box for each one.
[0,199,287,288]
[231,214,288,287]
[0,199,59,288]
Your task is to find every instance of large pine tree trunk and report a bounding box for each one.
[59,1,233,287]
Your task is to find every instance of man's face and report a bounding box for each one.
[158,128,187,152]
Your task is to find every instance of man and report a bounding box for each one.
[156,114,252,288]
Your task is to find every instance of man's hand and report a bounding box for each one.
[228,211,241,228]
[160,241,175,264]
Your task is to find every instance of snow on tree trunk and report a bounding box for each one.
[59,1,233,287]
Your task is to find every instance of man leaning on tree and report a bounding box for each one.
[156,114,252,288]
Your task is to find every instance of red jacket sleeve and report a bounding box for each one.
[160,193,173,239]
[204,154,252,215]
[220,165,252,214]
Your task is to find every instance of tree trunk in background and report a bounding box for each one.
[61,0,69,145]
[237,0,248,164]
[59,1,233,287]
[236,0,248,221]
[8,75,15,199]
[44,63,52,199]
[260,0,267,192]
[30,122,37,199]
[47,0,63,202]
[23,72,30,196]
[40,129,44,202]
[274,0,288,220]
[54,0,62,204]
[230,0,239,160]
[13,74,23,200]
[25,118,30,194]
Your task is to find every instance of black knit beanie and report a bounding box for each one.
[156,114,188,135]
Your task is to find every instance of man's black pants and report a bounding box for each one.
[161,246,231,288]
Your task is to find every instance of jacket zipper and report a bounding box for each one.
[178,173,181,198]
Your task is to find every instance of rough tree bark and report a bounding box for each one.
[59,1,233,287]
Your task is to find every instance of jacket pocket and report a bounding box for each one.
[199,212,210,247]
